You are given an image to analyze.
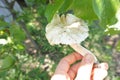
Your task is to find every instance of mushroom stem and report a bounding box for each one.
[70,43,98,63]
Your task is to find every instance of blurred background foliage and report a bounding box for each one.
[0,0,120,80]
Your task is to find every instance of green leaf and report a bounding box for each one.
[105,28,120,35]
[0,20,9,30]
[92,0,103,19]
[92,0,120,27]
[9,24,25,42]
[45,0,64,22]
[13,44,25,50]
[59,0,74,14]
[70,0,97,21]
[0,55,15,72]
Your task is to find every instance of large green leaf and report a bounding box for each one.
[45,0,97,22]
[59,0,74,14]
[0,55,15,72]
[45,0,64,22]
[92,0,120,27]
[69,0,97,21]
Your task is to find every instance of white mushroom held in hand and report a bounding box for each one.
[45,13,97,62]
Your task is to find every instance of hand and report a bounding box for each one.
[51,52,108,80]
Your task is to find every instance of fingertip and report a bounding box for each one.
[92,63,109,80]
[93,68,108,80]
[102,62,109,70]
[97,63,109,70]
[75,54,95,80]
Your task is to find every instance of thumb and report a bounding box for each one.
[75,54,95,80]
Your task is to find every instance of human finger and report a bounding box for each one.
[55,52,83,74]
[92,63,108,80]
[67,62,81,80]
[75,53,95,80]
[51,52,83,80]
[93,63,109,70]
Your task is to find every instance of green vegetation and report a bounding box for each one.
[0,0,120,80]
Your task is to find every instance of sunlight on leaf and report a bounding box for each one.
[0,39,8,45]
[105,8,120,35]
[92,0,103,19]
[108,8,120,30]
[0,31,4,35]
[92,0,120,27]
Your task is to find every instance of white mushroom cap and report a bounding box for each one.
[45,14,89,45]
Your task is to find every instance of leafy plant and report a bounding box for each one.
[0,0,120,80]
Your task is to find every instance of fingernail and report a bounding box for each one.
[84,54,94,64]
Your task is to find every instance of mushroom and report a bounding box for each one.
[45,13,97,62]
